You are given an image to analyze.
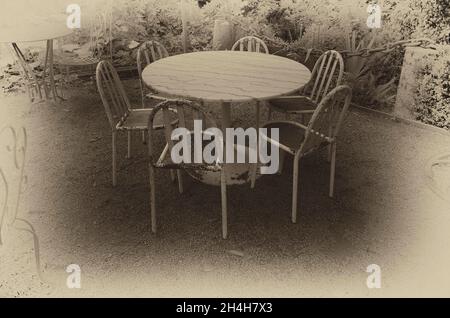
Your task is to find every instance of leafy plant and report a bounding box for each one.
[344,29,377,83]
[415,47,450,129]
[384,0,450,43]
[365,73,397,106]
[349,71,397,108]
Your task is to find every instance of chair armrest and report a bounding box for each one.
[288,109,315,115]
[269,95,312,102]
[146,93,180,103]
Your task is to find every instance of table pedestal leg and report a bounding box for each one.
[45,40,61,102]
[43,41,50,99]
[11,43,43,102]
[221,101,232,161]
[221,102,232,131]
[220,101,231,239]
[10,41,60,103]
[250,101,261,188]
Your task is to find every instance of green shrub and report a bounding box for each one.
[5,0,449,119]
[415,47,450,129]
[384,0,450,43]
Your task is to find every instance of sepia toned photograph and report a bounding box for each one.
[0,0,450,301]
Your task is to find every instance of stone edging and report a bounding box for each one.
[350,103,450,137]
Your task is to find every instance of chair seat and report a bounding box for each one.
[262,121,306,153]
[268,96,317,113]
[118,108,178,130]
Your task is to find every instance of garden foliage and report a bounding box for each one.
[416,47,450,129]
[2,0,449,128]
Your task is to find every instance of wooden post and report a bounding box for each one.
[181,0,190,53]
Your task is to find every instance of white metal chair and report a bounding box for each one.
[259,85,352,223]
[231,36,269,54]
[55,11,113,92]
[231,36,269,187]
[136,41,172,142]
[267,50,344,119]
[96,60,177,186]
[136,40,170,106]
[147,99,230,239]
[1,126,42,280]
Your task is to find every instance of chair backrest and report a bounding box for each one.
[96,60,131,130]
[300,85,352,155]
[89,9,114,60]
[137,41,169,79]
[231,36,269,54]
[137,41,169,103]
[307,50,344,104]
[148,100,218,167]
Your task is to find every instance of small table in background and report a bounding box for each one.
[0,16,72,103]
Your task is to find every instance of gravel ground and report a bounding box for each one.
[1,80,450,298]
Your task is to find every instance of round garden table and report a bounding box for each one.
[0,16,72,102]
[142,51,312,188]
[142,51,312,131]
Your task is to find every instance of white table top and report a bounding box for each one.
[142,51,312,103]
[0,16,72,43]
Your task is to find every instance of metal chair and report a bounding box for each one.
[231,36,269,54]
[136,41,170,106]
[147,99,230,239]
[56,11,113,91]
[96,60,177,186]
[267,50,344,120]
[1,126,42,280]
[259,85,352,223]
[137,41,172,142]
[231,36,269,187]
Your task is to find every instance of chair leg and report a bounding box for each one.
[251,102,260,189]
[292,156,301,224]
[141,95,146,144]
[170,170,176,183]
[25,84,32,102]
[278,150,286,175]
[127,131,132,159]
[112,131,117,187]
[329,142,337,198]
[327,145,332,162]
[221,169,228,239]
[327,125,334,162]
[250,164,258,189]
[149,165,157,233]
[177,170,184,194]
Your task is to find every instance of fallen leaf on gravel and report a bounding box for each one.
[90,137,102,143]
[128,41,140,49]
[201,263,215,272]
[228,250,245,257]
